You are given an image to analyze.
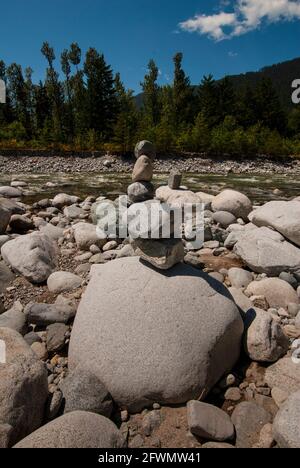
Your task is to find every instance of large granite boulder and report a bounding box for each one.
[0,327,48,447]
[1,232,57,284]
[234,227,300,277]
[212,190,252,220]
[13,411,124,448]
[69,257,244,412]
[249,201,300,247]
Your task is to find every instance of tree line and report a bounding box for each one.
[1,42,300,156]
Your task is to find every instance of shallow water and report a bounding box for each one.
[0,172,299,205]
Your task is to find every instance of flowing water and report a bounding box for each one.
[0,172,299,205]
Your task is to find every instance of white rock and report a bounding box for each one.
[249,200,300,247]
[1,232,57,284]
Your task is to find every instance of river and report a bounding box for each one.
[0,172,299,205]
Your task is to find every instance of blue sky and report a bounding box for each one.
[1,0,300,92]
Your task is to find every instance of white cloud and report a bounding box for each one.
[180,12,236,40]
[228,51,238,57]
[179,0,300,40]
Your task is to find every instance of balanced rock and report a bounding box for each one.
[1,232,57,283]
[273,390,300,448]
[212,190,252,220]
[0,327,48,447]
[13,411,124,448]
[132,238,184,270]
[69,257,244,412]
[128,182,154,204]
[249,201,300,247]
[234,227,300,277]
[132,155,153,182]
[134,140,156,161]
[168,170,182,190]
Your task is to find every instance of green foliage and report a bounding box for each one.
[0,47,299,157]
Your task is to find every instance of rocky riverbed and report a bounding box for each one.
[1,151,300,176]
[0,145,300,449]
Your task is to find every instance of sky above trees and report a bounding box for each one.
[1,1,300,92]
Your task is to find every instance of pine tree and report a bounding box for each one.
[254,78,287,133]
[172,52,193,128]
[84,48,117,140]
[217,77,236,122]
[140,59,161,128]
[41,42,65,142]
[6,63,31,138]
[198,75,218,128]
[113,73,137,151]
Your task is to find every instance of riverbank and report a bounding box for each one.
[1,151,300,175]
[0,179,300,448]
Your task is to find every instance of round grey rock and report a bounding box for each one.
[134,140,156,161]
[69,257,244,412]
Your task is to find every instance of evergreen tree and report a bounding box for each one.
[254,77,287,133]
[217,77,236,122]
[69,42,81,70]
[6,63,31,137]
[141,59,161,127]
[41,42,64,142]
[84,48,117,140]
[172,52,193,128]
[198,75,218,128]
[113,73,137,151]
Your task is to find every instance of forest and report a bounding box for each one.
[1,42,300,157]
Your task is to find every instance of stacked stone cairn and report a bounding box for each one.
[128,141,185,270]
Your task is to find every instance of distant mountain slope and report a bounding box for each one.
[227,57,300,110]
[135,57,300,111]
